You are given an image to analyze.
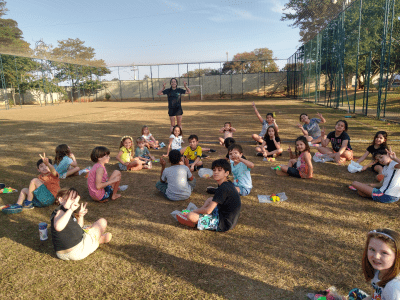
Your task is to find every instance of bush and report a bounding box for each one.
[105,93,111,100]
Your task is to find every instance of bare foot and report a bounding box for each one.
[99,232,112,244]
[111,193,122,200]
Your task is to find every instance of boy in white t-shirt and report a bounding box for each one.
[351,148,400,203]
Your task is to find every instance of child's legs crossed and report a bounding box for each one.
[317,146,332,154]
[252,134,263,143]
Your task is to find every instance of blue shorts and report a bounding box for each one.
[118,163,128,171]
[197,207,220,231]
[233,183,251,196]
[32,184,55,207]
[372,188,399,203]
[100,185,113,201]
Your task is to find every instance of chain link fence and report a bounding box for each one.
[287,0,400,123]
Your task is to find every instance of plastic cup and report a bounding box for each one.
[38,222,48,241]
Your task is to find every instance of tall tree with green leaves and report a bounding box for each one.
[0,0,31,55]
[281,0,350,43]
[222,48,279,74]
[50,38,110,98]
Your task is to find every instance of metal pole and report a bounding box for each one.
[354,0,363,113]
[383,0,395,118]
[151,65,154,101]
[118,66,122,101]
[241,61,244,99]
[13,55,23,107]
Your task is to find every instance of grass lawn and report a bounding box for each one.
[0,99,399,299]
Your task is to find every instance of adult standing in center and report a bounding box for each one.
[157,78,191,133]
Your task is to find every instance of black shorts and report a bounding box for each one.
[168,106,183,117]
[287,167,301,178]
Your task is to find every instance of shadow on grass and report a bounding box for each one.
[106,243,299,299]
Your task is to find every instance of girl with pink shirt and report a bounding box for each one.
[87,146,121,203]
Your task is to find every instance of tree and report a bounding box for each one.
[50,38,110,99]
[221,48,279,74]
[0,0,31,55]
[281,0,350,43]
[182,68,220,77]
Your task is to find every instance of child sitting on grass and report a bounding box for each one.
[183,134,204,172]
[3,153,60,214]
[318,120,353,164]
[251,102,279,144]
[177,159,241,232]
[275,136,313,179]
[51,188,112,261]
[219,122,236,146]
[350,148,400,204]
[87,146,121,203]
[135,137,154,169]
[116,136,144,171]
[156,150,196,201]
[53,144,80,179]
[208,144,253,196]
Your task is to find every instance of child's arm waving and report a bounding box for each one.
[320,128,330,147]
[40,153,58,177]
[239,157,254,169]
[272,118,279,132]
[251,102,264,124]
[157,82,166,96]
[317,112,326,123]
[288,146,297,159]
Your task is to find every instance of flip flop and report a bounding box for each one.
[349,185,357,191]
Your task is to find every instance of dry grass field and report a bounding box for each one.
[0,98,399,300]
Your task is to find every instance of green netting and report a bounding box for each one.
[287,0,400,122]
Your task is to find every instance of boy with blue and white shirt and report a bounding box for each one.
[228,144,254,196]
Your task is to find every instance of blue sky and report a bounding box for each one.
[6,0,300,79]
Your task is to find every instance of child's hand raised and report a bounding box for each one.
[39,153,50,165]
[296,123,302,128]
[386,147,396,159]
[287,146,292,152]
[64,190,80,211]
[317,112,323,119]
[251,101,256,108]
[77,202,88,218]
[183,81,188,88]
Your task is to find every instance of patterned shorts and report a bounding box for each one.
[100,185,113,201]
[197,207,220,231]
[348,288,369,300]
[372,188,399,203]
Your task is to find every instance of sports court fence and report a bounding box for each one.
[287,0,400,122]
[0,54,288,109]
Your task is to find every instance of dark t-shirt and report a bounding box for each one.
[263,136,281,152]
[212,181,241,232]
[326,131,352,152]
[367,144,387,156]
[50,205,84,252]
[162,88,186,109]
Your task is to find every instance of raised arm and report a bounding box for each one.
[157,82,166,96]
[239,157,254,169]
[297,123,308,136]
[40,153,58,177]
[53,191,80,232]
[183,81,191,94]
[317,112,326,123]
[251,102,264,124]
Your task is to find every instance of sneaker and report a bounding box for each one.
[256,153,263,157]
[2,204,23,214]
[23,200,34,209]
[349,185,357,191]
[209,149,216,153]
[206,186,217,194]
[201,154,209,159]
